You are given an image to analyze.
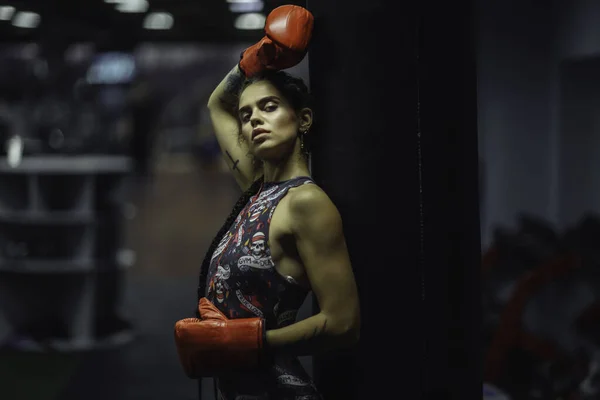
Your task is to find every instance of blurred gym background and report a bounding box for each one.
[0,0,599,400]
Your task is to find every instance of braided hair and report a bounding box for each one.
[195,176,263,317]
[195,70,312,317]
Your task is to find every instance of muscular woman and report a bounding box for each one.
[174,6,361,399]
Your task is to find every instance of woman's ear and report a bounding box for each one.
[298,107,313,132]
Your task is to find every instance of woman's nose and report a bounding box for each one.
[250,115,262,126]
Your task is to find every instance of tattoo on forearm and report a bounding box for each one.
[223,66,245,97]
[225,150,240,171]
[280,319,331,356]
[302,320,328,344]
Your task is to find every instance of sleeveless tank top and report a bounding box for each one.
[205,176,323,400]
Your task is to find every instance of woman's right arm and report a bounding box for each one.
[207,65,261,191]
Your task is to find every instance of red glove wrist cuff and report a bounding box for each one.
[238,41,266,78]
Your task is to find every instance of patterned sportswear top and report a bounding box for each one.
[205,176,323,400]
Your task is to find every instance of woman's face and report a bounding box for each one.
[238,80,308,161]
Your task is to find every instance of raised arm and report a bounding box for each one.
[207,65,260,191]
[206,5,314,191]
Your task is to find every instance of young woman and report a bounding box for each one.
[174,5,360,400]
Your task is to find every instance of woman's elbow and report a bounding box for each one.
[322,307,360,348]
[348,319,361,346]
[335,317,360,347]
[206,95,218,110]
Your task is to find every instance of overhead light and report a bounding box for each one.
[234,13,265,30]
[115,0,149,13]
[103,0,124,3]
[144,12,174,30]
[12,11,40,28]
[6,135,23,168]
[227,0,260,3]
[229,1,264,13]
[0,6,15,20]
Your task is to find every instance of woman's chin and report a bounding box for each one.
[253,142,293,162]
[252,138,297,163]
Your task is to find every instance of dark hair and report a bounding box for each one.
[195,71,313,315]
[242,70,312,112]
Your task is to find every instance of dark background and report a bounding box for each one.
[0,0,599,399]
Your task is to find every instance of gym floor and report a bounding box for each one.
[0,156,241,400]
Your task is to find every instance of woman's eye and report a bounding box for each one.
[264,103,277,111]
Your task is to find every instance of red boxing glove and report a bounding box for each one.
[239,5,314,77]
[174,298,267,378]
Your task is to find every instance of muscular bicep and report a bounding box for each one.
[207,107,261,191]
[291,189,360,333]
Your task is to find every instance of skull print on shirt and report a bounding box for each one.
[203,176,323,400]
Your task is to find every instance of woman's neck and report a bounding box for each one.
[261,155,310,183]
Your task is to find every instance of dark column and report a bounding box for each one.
[307,1,482,399]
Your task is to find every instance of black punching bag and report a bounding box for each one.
[307,1,482,399]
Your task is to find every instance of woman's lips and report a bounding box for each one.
[252,128,270,140]
[253,133,269,141]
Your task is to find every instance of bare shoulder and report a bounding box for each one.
[286,184,343,228]
[288,183,334,211]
